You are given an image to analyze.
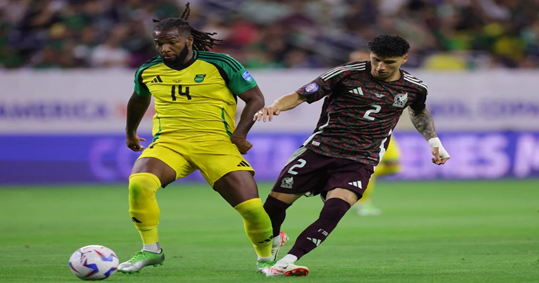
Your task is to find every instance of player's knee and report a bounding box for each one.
[128,173,161,199]
[320,198,350,221]
[235,198,265,222]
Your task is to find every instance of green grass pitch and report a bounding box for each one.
[0,180,538,283]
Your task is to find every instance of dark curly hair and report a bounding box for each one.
[367,34,410,58]
[153,2,222,51]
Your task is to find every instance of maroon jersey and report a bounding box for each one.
[296,60,428,165]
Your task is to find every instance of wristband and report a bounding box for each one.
[428,137,442,148]
[428,137,450,159]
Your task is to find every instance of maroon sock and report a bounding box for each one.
[288,198,351,260]
[264,195,291,238]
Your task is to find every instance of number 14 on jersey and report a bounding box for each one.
[171,85,191,101]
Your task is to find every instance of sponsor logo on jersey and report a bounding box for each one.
[242,70,253,81]
[304,83,319,93]
[393,92,408,108]
[349,87,364,96]
[194,74,206,83]
[151,75,163,83]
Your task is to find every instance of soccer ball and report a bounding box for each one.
[68,245,119,280]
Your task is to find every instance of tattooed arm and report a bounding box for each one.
[408,107,450,165]
[408,107,437,141]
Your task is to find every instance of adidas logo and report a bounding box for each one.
[257,236,272,244]
[306,237,321,246]
[237,161,250,167]
[152,75,163,83]
[348,181,362,188]
[349,87,364,96]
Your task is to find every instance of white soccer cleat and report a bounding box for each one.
[271,231,289,261]
[266,261,309,277]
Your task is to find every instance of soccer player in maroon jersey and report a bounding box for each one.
[253,34,450,277]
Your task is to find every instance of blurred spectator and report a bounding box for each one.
[1,0,539,70]
[90,25,130,68]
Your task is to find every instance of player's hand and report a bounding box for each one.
[253,106,281,122]
[126,134,146,152]
[428,137,450,165]
[431,147,450,165]
[231,135,252,155]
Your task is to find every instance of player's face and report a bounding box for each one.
[369,52,408,82]
[153,28,193,64]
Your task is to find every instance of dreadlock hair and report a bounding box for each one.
[152,2,222,51]
[367,34,410,58]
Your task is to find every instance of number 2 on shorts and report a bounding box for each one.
[288,159,306,175]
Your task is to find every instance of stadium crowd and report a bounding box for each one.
[1,0,538,70]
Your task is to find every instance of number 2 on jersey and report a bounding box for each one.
[363,104,381,121]
[171,85,192,101]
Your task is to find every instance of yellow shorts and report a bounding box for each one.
[382,138,401,163]
[137,138,254,187]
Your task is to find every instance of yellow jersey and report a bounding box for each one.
[134,51,257,142]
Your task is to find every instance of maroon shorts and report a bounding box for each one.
[272,147,375,199]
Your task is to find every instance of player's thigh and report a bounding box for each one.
[134,141,195,186]
[323,160,375,202]
[192,140,255,186]
[271,147,330,197]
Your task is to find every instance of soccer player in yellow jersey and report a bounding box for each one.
[118,3,278,274]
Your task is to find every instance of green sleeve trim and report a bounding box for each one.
[134,56,163,97]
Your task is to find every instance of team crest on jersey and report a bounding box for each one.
[393,92,408,108]
[194,74,206,83]
[242,70,253,81]
[304,83,319,93]
[281,177,294,189]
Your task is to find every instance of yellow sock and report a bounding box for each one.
[234,198,273,258]
[128,173,161,244]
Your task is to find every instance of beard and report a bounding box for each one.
[162,43,190,66]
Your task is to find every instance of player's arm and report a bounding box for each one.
[255,63,351,122]
[408,107,436,141]
[125,91,151,151]
[254,92,307,122]
[408,105,450,165]
[232,85,265,154]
